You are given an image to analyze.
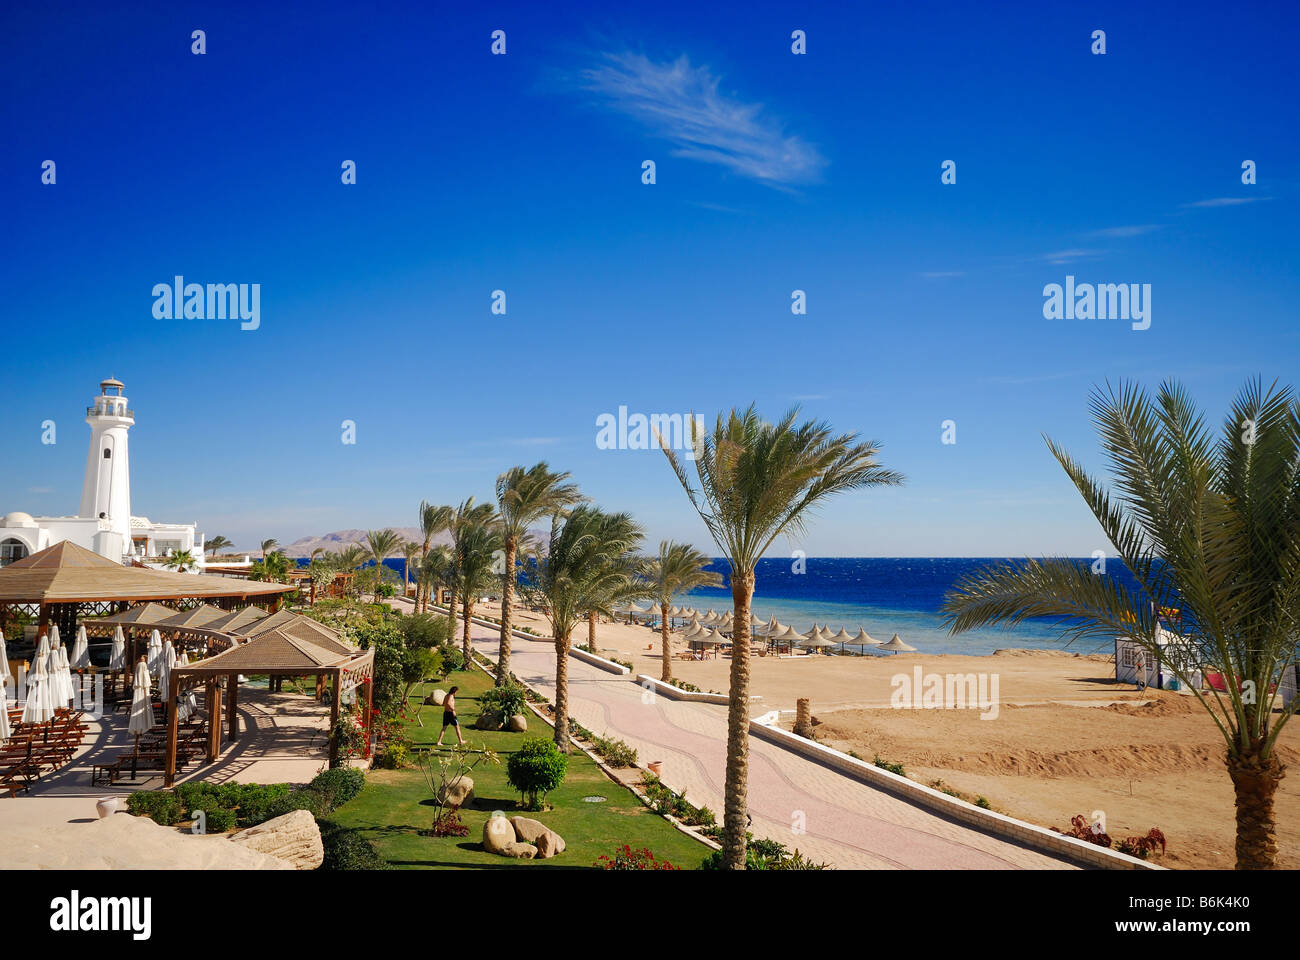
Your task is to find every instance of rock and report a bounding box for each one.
[482,814,516,855]
[475,711,502,731]
[437,775,474,808]
[510,816,565,859]
[507,713,528,732]
[500,841,538,859]
[427,689,447,705]
[228,810,323,870]
[536,831,565,859]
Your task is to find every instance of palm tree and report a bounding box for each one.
[643,540,724,681]
[162,548,197,572]
[452,515,503,662]
[941,379,1300,870]
[400,540,422,598]
[260,538,278,560]
[205,535,232,557]
[494,463,584,685]
[364,529,404,600]
[416,501,453,612]
[662,405,903,868]
[446,498,497,637]
[420,544,454,612]
[526,507,643,752]
[335,544,369,598]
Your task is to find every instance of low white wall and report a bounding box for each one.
[749,719,1162,870]
[635,674,760,706]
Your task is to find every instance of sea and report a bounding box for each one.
[370,556,1129,659]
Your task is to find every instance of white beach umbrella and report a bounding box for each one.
[21,635,56,725]
[830,627,854,652]
[878,633,917,654]
[128,659,153,737]
[0,683,10,745]
[0,632,11,687]
[70,625,91,670]
[49,624,61,649]
[775,625,804,643]
[146,629,163,674]
[176,653,196,721]
[158,640,176,697]
[109,627,126,670]
[701,609,718,624]
[52,644,72,705]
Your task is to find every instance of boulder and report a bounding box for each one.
[228,809,323,870]
[428,689,447,705]
[437,775,474,808]
[510,816,565,859]
[535,831,565,859]
[482,814,516,855]
[507,713,528,732]
[500,841,538,859]
[475,711,502,731]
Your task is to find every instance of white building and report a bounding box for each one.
[0,378,205,568]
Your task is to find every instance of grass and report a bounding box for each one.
[328,663,711,869]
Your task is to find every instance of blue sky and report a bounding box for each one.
[1,0,1296,556]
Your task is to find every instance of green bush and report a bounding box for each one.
[478,684,527,725]
[700,837,829,870]
[126,790,183,826]
[319,820,389,870]
[201,807,237,833]
[505,737,569,810]
[310,768,365,809]
[590,735,638,768]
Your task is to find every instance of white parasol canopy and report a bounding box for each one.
[70,625,91,669]
[176,653,197,720]
[109,626,126,670]
[878,633,917,653]
[52,644,73,705]
[0,632,11,687]
[0,683,9,745]
[158,640,176,696]
[21,635,56,725]
[128,659,154,736]
[146,629,163,674]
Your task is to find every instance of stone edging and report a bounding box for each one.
[748,719,1163,871]
[635,674,761,705]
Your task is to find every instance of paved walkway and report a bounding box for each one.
[455,614,1080,870]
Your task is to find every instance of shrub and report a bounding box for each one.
[595,845,680,870]
[506,737,569,810]
[126,790,183,826]
[318,820,388,870]
[310,768,365,809]
[1063,813,1112,848]
[201,807,238,833]
[1117,828,1166,859]
[700,837,829,870]
[590,734,638,768]
[375,740,411,769]
[438,644,467,673]
[478,684,527,725]
[873,755,906,777]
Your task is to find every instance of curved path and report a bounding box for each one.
[458,616,1080,870]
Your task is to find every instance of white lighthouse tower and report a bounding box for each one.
[79,377,134,560]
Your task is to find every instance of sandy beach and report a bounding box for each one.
[472,599,1300,870]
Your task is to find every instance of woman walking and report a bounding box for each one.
[435,685,465,747]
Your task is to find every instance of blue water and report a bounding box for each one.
[318,556,1128,658]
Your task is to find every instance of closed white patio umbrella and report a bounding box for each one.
[176,653,197,721]
[146,629,163,675]
[158,640,176,698]
[21,635,56,725]
[0,683,10,745]
[70,625,91,670]
[0,632,11,689]
[109,627,126,670]
[52,643,73,706]
[128,658,153,738]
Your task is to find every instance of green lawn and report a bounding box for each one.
[328,663,710,869]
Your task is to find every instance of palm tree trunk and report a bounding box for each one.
[446,584,458,636]
[462,595,473,662]
[721,570,756,869]
[497,538,517,686]
[661,601,672,681]
[588,610,597,650]
[1227,748,1283,869]
[554,630,571,752]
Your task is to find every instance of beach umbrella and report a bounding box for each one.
[0,683,10,745]
[668,606,683,618]
[798,634,836,654]
[70,625,91,670]
[128,658,154,740]
[176,653,197,721]
[701,609,718,624]
[680,623,706,641]
[49,624,61,649]
[830,627,855,652]
[109,627,126,670]
[146,629,163,674]
[158,640,176,697]
[878,633,916,654]
[51,644,71,706]
[21,635,56,725]
[0,632,11,688]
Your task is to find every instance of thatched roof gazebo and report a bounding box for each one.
[0,540,297,642]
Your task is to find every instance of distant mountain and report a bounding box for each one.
[274,528,449,558]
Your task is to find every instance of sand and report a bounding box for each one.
[471,599,1299,870]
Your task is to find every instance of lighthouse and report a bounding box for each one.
[79,377,134,558]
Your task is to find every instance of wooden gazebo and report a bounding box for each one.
[163,629,373,786]
[0,540,297,641]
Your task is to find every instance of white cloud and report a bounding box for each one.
[1083,225,1161,238]
[579,52,825,186]
[919,270,965,278]
[1037,248,1105,265]
[1183,197,1258,208]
